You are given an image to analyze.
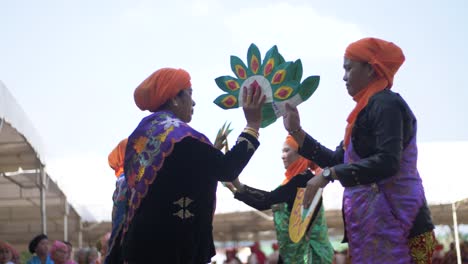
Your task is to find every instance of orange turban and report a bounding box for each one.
[108,138,128,177]
[285,135,299,151]
[345,37,405,88]
[343,38,405,148]
[134,68,191,112]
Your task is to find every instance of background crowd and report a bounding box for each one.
[1,234,468,263]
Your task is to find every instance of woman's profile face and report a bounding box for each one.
[282,142,300,169]
[173,88,195,123]
[343,58,374,97]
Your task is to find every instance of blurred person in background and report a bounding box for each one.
[266,243,279,264]
[26,234,53,264]
[104,139,128,264]
[0,241,14,264]
[224,248,242,264]
[62,241,76,264]
[74,248,88,264]
[87,248,100,264]
[227,135,334,263]
[50,241,68,264]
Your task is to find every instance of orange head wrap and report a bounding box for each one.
[345,37,405,88]
[134,68,191,112]
[343,38,405,148]
[285,134,299,151]
[283,135,320,185]
[108,138,128,177]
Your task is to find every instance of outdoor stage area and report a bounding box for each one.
[1,80,467,252]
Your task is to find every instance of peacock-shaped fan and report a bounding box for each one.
[214,43,320,128]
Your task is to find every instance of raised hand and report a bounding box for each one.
[222,182,238,193]
[222,178,244,193]
[243,80,266,130]
[302,172,329,208]
[214,122,233,151]
[283,103,306,146]
[283,103,301,133]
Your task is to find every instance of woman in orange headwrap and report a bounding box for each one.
[283,38,435,263]
[226,135,334,263]
[107,68,266,264]
[104,139,128,264]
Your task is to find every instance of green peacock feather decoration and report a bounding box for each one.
[214,43,320,128]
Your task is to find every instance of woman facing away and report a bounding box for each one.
[106,67,266,264]
[227,135,334,263]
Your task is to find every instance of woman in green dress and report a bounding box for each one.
[227,135,334,263]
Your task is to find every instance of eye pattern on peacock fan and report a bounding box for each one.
[213,43,320,128]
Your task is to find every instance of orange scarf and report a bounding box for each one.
[344,78,388,148]
[282,157,312,185]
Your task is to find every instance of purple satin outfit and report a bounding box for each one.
[343,133,426,263]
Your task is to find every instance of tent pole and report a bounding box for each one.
[452,201,461,264]
[40,166,47,234]
[78,219,83,248]
[64,199,69,241]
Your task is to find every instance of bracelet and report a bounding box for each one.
[288,127,302,135]
[243,127,259,139]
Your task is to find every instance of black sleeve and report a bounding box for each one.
[234,172,311,211]
[298,135,345,168]
[334,94,404,187]
[182,132,260,182]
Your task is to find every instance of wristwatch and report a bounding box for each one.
[322,167,334,182]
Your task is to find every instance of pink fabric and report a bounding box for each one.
[50,241,68,255]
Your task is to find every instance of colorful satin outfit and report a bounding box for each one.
[104,173,128,264]
[300,89,434,263]
[107,111,259,264]
[235,171,334,263]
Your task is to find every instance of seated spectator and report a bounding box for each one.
[224,248,242,264]
[0,241,14,264]
[75,248,88,264]
[63,241,77,264]
[266,243,279,264]
[26,234,53,264]
[247,242,266,264]
[87,248,100,264]
[50,241,68,264]
[432,244,444,264]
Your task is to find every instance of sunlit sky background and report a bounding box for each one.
[1,0,467,221]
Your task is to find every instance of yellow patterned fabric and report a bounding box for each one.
[409,231,436,264]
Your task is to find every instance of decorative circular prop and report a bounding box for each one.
[214,43,320,128]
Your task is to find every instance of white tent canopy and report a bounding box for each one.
[0,81,45,172]
[0,81,83,250]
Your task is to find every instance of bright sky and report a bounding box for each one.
[1,0,467,221]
